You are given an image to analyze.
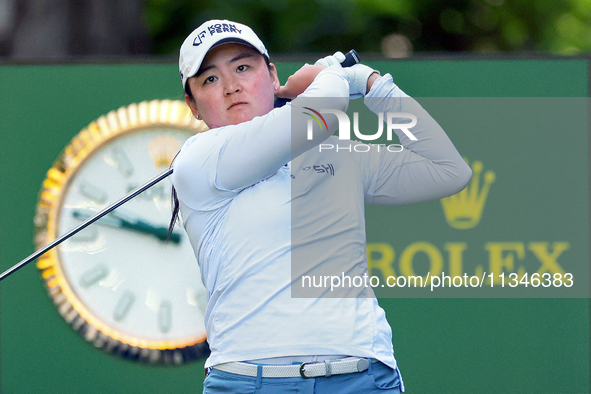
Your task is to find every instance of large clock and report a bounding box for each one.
[34,100,209,364]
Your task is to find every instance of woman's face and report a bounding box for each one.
[185,43,280,129]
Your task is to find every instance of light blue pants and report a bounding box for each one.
[203,360,403,393]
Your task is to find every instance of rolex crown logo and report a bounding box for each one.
[147,135,181,168]
[440,159,495,230]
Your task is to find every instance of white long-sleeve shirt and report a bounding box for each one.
[172,66,471,371]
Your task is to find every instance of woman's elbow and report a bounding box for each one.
[447,161,473,196]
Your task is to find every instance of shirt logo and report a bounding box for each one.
[302,164,335,176]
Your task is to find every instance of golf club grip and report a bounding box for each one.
[340,49,360,68]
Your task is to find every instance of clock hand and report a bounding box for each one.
[107,209,183,244]
[72,209,181,244]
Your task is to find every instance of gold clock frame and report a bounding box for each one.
[34,100,209,364]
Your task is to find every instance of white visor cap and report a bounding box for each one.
[179,20,269,91]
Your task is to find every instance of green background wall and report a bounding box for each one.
[1,58,589,393]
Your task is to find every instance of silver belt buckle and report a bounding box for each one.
[299,359,335,378]
[299,361,314,378]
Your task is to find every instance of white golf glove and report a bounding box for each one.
[314,51,347,67]
[346,63,377,97]
[315,52,377,97]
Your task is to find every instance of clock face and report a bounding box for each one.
[35,100,210,364]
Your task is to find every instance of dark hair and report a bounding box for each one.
[168,184,180,241]
[167,151,182,241]
[184,83,194,101]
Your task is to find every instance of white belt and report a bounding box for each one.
[213,357,375,378]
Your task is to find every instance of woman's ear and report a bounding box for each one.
[269,63,280,91]
[185,94,201,120]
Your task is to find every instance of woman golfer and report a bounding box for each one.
[171,19,472,393]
